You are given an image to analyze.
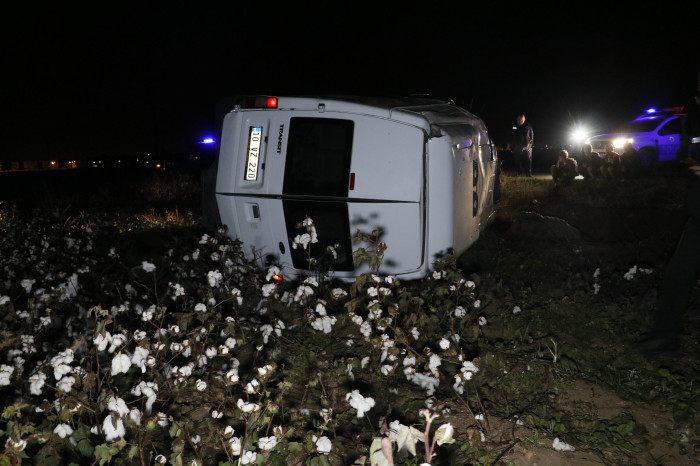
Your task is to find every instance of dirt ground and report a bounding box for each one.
[454,172,700,465]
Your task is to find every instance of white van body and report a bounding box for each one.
[215,96,497,280]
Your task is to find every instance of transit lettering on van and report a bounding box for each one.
[214,96,498,280]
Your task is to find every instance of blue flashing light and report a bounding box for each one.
[646,108,656,114]
[201,137,216,145]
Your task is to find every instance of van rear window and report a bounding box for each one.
[283,118,354,197]
[283,200,354,271]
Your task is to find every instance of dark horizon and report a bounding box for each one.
[3,2,698,159]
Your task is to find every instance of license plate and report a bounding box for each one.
[244,126,263,181]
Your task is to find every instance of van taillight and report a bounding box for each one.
[243,96,279,109]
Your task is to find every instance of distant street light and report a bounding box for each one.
[201,137,216,145]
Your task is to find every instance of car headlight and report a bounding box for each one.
[612,138,634,149]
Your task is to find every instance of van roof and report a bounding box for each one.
[231,95,487,134]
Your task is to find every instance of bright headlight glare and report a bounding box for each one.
[613,138,626,149]
[569,126,589,144]
[584,138,591,145]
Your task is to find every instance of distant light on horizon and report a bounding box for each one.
[646,108,656,114]
[201,137,216,144]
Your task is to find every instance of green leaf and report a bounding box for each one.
[268,452,287,466]
[72,426,94,457]
[94,440,125,466]
[657,368,671,378]
[369,437,391,466]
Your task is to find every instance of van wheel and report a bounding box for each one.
[639,147,657,167]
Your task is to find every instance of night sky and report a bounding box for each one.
[3,2,698,159]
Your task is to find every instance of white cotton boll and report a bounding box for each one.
[292,233,312,250]
[380,364,394,375]
[111,353,131,376]
[190,434,201,444]
[361,356,370,369]
[453,374,464,394]
[194,303,207,313]
[224,426,235,438]
[624,266,638,280]
[593,283,601,295]
[93,332,112,351]
[196,379,207,391]
[133,330,147,341]
[552,437,575,451]
[129,408,142,425]
[29,372,46,395]
[56,376,75,393]
[311,315,337,334]
[313,435,332,454]
[428,354,442,376]
[474,414,484,421]
[478,316,487,326]
[512,306,522,314]
[345,390,375,418]
[439,338,450,350]
[0,295,10,306]
[226,369,239,383]
[409,373,440,396]
[366,287,378,297]
[90,426,99,435]
[108,396,130,417]
[229,437,242,456]
[107,333,126,353]
[315,302,327,316]
[219,345,229,355]
[378,287,392,296]
[131,347,150,373]
[156,412,168,427]
[207,270,223,287]
[241,450,257,465]
[359,321,372,337]
[141,262,156,273]
[205,347,217,358]
[593,268,600,278]
[102,415,126,441]
[53,423,73,439]
[258,436,277,451]
[260,324,274,344]
[155,454,167,464]
[261,283,277,297]
[331,288,348,299]
[21,278,36,293]
[225,337,237,349]
[454,306,466,317]
[245,379,259,394]
[473,300,481,308]
[211,410,224,419]
[237,399,260,413]
[50,349,74,380]
[257,365,274,377]
[0,365,15,386]
[411,327,420,340]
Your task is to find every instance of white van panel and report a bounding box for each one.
[348,119,424,202]
[348,202,423,274]
[216,194,289,264]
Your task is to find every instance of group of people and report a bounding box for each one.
[550,141,642,188]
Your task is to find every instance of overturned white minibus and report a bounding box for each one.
[214,96,497,280]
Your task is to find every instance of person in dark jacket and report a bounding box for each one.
[600,143,621,179]
[639,88,700,357]
[576,143,604,179]
[620,142,642,178]
[511,114,534,176]
[551,149,578,187]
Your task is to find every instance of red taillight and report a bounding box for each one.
[243,96,280,109]
[271,274,284,283]
[266,97,278,109]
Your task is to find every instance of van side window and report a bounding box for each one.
[658,118,681,136]
[283,118,354,197]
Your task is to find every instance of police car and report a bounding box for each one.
[587,107,685,163]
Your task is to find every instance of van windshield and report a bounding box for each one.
[283,117,354,197]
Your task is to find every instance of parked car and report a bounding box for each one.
[587,108,685,164]
[214,96,498,280]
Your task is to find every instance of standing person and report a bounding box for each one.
[511,114,534,177]
[639,88,700,356]
[620,142,641,178]
[600,143,621,179]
